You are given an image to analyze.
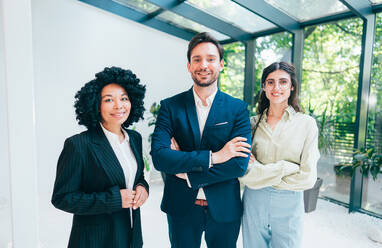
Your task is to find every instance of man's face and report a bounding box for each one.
[187,42,224,87]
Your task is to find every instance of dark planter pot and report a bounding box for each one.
[304,178,323,213]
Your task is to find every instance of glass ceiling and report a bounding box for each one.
[265,0,348,22]
[112,0,159,14]
[87,0,382,42]
[187,0,276,33]
[157,11,230,41]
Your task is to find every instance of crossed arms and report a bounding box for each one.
[150,99,251,190]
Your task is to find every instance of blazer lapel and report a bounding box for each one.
[201,89,223,141]
[90,126,126,188]
[184,87,201,149]
[126,130,143,185]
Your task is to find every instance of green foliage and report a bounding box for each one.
[301,18,363,121]
[337,148,382,181]
[147,102,161,143]
[143,153,150,172]
[220,42,245,100]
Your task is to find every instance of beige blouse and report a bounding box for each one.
[239,106,320,191]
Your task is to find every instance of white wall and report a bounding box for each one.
[0,2,12,245]
[30,0,191,247]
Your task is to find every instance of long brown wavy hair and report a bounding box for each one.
[257,62,302,116]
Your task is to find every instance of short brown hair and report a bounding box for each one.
[187,32,224,62]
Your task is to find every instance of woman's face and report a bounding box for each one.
[100,83,131,128]
[263,69,293,106]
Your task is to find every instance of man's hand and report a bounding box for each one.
[175,173,187,180]
[249,152,255,164]
[170,137,180,151]
[132,185,149,210]
[120,189,136,208]
[212,137,250,164]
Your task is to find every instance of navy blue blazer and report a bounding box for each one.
[52,125,149,248]
[151,88,251,223]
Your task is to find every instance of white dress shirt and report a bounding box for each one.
[190,87,217,200]
[100,123,137,226]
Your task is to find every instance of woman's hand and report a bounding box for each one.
[120,189,136,208]
[132,185,149,210]
[212,137,251,164]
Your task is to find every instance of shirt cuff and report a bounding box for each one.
[209,151,213,168]
[185,174,192,188]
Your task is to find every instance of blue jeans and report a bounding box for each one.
[242,186,304,248]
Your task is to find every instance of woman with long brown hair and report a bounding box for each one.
[240,62,320,248]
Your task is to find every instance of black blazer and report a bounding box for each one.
[52,125,149,248]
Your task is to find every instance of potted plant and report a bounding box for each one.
[337,148,382,180]
[146,102,166,181]
[303,104,331,213]
[337,148,382,244]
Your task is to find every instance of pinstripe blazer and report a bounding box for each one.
[52,125,149,248]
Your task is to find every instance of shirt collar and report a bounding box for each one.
[284,105,297,121]
[262,105,297,122]
[192,87,218,108]
[100,123,129,144]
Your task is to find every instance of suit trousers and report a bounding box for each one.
[242,186,304,248]
[167,204,241,248]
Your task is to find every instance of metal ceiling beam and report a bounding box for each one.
[339,0,373,19]
[78,0,195,40]
[146,0,253,41]
[232,0,300,32]
[141,0,184,22]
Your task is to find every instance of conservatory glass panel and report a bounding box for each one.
[362,12,382,216]
[370,0,382,4]
[157,11,230,40]
[186,0,276,33]
[112,0,160,14]
[265,0,348,22]
[301,18,363,204]
[220,42,245,100]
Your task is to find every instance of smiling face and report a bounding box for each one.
[100,83,130,129]
[263,69,294,106]
[187,42,224,88]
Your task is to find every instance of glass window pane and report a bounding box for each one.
[301,18,363,204]
[265,0,348,22]
[220,42,245,100]
[186,0,276,33]
[363,12,382,216]
[156,11,230,41]
[254,32,293,112]
[112,0,160,14]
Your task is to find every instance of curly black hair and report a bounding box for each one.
[74,67,146,130]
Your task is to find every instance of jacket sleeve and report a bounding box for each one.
[133,131,149,195]
[51,137,122,215]
[150,100,210,174]
[187,104,251,190]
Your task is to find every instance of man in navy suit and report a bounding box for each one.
[151,32,251,248]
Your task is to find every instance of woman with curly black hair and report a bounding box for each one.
[52,67,149,248]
